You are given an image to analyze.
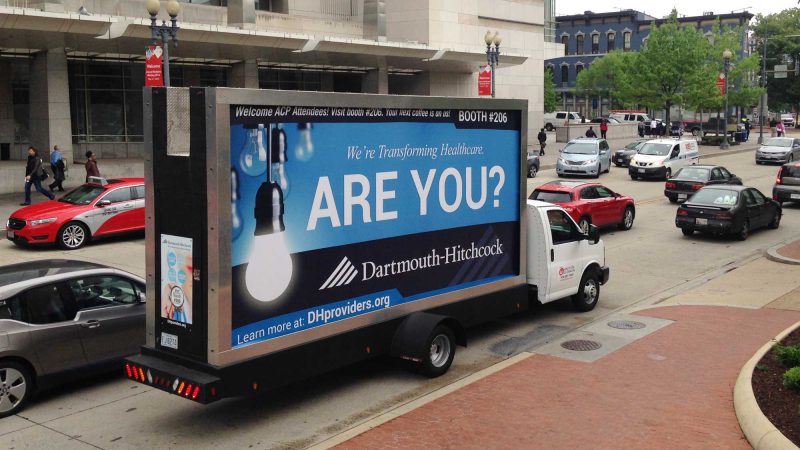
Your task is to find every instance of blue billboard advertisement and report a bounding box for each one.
[230,106,521,349]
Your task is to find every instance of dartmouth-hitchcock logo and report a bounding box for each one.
[319,256,359,290]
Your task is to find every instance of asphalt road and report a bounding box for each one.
[0,149,798,449]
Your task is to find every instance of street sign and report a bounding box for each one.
[775,64,788,79]
[145,45,164,87]
[478,65,492,96]
[716,73,725,95]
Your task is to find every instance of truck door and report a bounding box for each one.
[545,208,584,301]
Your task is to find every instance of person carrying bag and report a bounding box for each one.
[21,147,55,206]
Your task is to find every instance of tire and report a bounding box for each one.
[736,220,749,241]
[682,227,694,236]
[593,164,601,178]
[578,217,591,235]
[545,123,554,131]
[668,196,678,204]
[0,361,33,418]
[664,168,672,181]
[769,212,781,229]
[417,325,456,378]
[614,163,623,168]
[58,222,89,250]
[527,165,538,178]
[571,269,600,312]
[789,154,794,163]
[630,175,638,181]
[756,161,762,165]
[618,206,634,230]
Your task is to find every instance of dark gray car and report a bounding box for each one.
[774,163,800,205]
[0,260,145,417]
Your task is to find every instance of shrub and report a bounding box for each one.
[774,344,800,368]
[784,367,800,391]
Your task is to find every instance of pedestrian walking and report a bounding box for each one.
[650,119,658,137]
[537,128,547,156]
[21,147,55,206]
[742,118,750,142]
[637,121,645,137]
[48,145,66,192]
[585,126,597,138]
[776,121,786,137]
[85,151,100,182]
[599,119,608,139]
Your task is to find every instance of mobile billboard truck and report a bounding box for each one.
[125,87,609,403]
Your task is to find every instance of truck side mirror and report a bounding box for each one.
[587,224,600,244]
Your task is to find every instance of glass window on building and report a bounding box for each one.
[561,65,569,85]
[561,35,569,54]
[591,34,599,54]
[607,33,615,52]
[259,68,323,91]
[624,32,632,51]
[576,35,584,55]
[576,64,583,77]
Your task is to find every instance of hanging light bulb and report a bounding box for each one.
[271,124,290,198]
[294,122,314,162]
[239,124,268,177]
[245,124,293,302]
[231,168,242,240]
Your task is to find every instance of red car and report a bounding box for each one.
[6,177,145,249]
[530,181,635,233]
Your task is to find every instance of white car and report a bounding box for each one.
[543,111,583,131]
[609,112,651,124]
[628,138,700,180]
[781,113,796,128]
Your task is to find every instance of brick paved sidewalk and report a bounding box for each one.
[777,239,800,260]
[337,306,800,450]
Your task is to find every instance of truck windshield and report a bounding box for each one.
[562,143,597,155]
[764,138,792,148]
[59,185,106,205]
[530,190,572,203]
[638,143,672,156]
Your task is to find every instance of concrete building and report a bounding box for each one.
[0,0,557,185]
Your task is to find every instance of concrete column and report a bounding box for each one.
[362,63,388,94]
[228,60,260,89]
[227,0,256,28]
[363,0,387,41]
[0,62,13,156]
[29,49,73,164]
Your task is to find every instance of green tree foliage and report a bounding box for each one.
[574,50,635,109]
[543,67,558,113]
[752,9,800,113]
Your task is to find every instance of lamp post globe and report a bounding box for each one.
[145,0,160,16]
[166,0,181,18]
[484,31,493,46]
[723,49,733,60]
[493,32,502,46]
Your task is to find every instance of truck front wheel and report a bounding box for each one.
[571,270,600,312]
[418,325,456,378]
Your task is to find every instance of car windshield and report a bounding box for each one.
[674,167,709,181]
[764,138,792,148]
[530,190,572,203]
[624,141,644,150]
[562,143,598,155]
[689,189,738,206]
[59,185,106,205]
[638,143,672,156]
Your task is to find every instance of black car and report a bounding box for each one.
[675,186,781,240]
[773,163,800,205]
[527,153,540,178]
[612,139,647,167]
[664,165,742,203]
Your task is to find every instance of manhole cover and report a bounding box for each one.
[607,320,646,330]
[561,340,602,351]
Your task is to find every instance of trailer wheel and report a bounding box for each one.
[418,325,456,378]
[571,269,600,312]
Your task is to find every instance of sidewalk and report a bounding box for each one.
[328,247,800,449]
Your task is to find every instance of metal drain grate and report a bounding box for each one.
[561,339,602,351]
[607,320,646,330]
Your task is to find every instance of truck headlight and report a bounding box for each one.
[30,217,56,226]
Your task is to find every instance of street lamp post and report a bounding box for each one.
[758,18,768,145]
[720,49,733,150]
[484,31,502,98]
[145,0,181,87]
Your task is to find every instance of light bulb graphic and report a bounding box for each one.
[271,125,290,198]
[294,123,314,162]
[239,124,268,176]
[231,168,242,240]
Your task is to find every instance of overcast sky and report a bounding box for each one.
[555,0,796,19]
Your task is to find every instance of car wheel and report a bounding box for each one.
[630,175,638,181]
[545,123,554,131]
[668,196,678,204]
[614,163,623,167]
[58,222,89,250]
[664,169,672,181]
[769,212,781,229]
[756,161,762,165]
[416,325,456,378]
[578,217,591,235]
[789,154,794,163]
[619,206,635,230]
[0,361,32,418]
[682,227,694,236]
[571,269,600,312]
[737,221,749,241]
[593,165,601,178]
[527,165,538,178]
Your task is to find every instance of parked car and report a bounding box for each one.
[6,177,145,250]
[612,138,648,167]
[669,121,684,137]
[609,112,651,124]
[755,137,800,165]
[556,138,612,178]
[781,113,796,128]
[543,111,583,131]
[0,259,145,417]
[675,186,781,240]
[664,165,742,203]
[527,153,540,178]
[773,162,800,205]
[529,181,635,234]
[629,138,700,180]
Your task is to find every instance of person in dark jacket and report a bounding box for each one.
[585,126,597,138]
[22,147,55,206]
[48,145,66,192]
[537,128,547,156]
[85,151,100,182]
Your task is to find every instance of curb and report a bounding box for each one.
[734,320,800,450]
[766,243,800,265]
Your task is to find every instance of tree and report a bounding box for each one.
[752,9,800,116]
[574,50,636,109]
[543,67,558,113]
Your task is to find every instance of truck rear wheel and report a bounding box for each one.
[418,325,456,378]
[571,270,599,312]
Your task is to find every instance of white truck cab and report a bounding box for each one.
[628,138,700,181]
[543,111,583,130]
[526,200,609,311]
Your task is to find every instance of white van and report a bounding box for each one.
[543,111,583,131]
[610,112,651,123]
[628,138,700,180]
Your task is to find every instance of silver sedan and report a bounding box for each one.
[755,137,800,164]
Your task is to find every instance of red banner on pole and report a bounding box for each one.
[478,65,492,96]
[145,45,165,87]
[716,73,725,95]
